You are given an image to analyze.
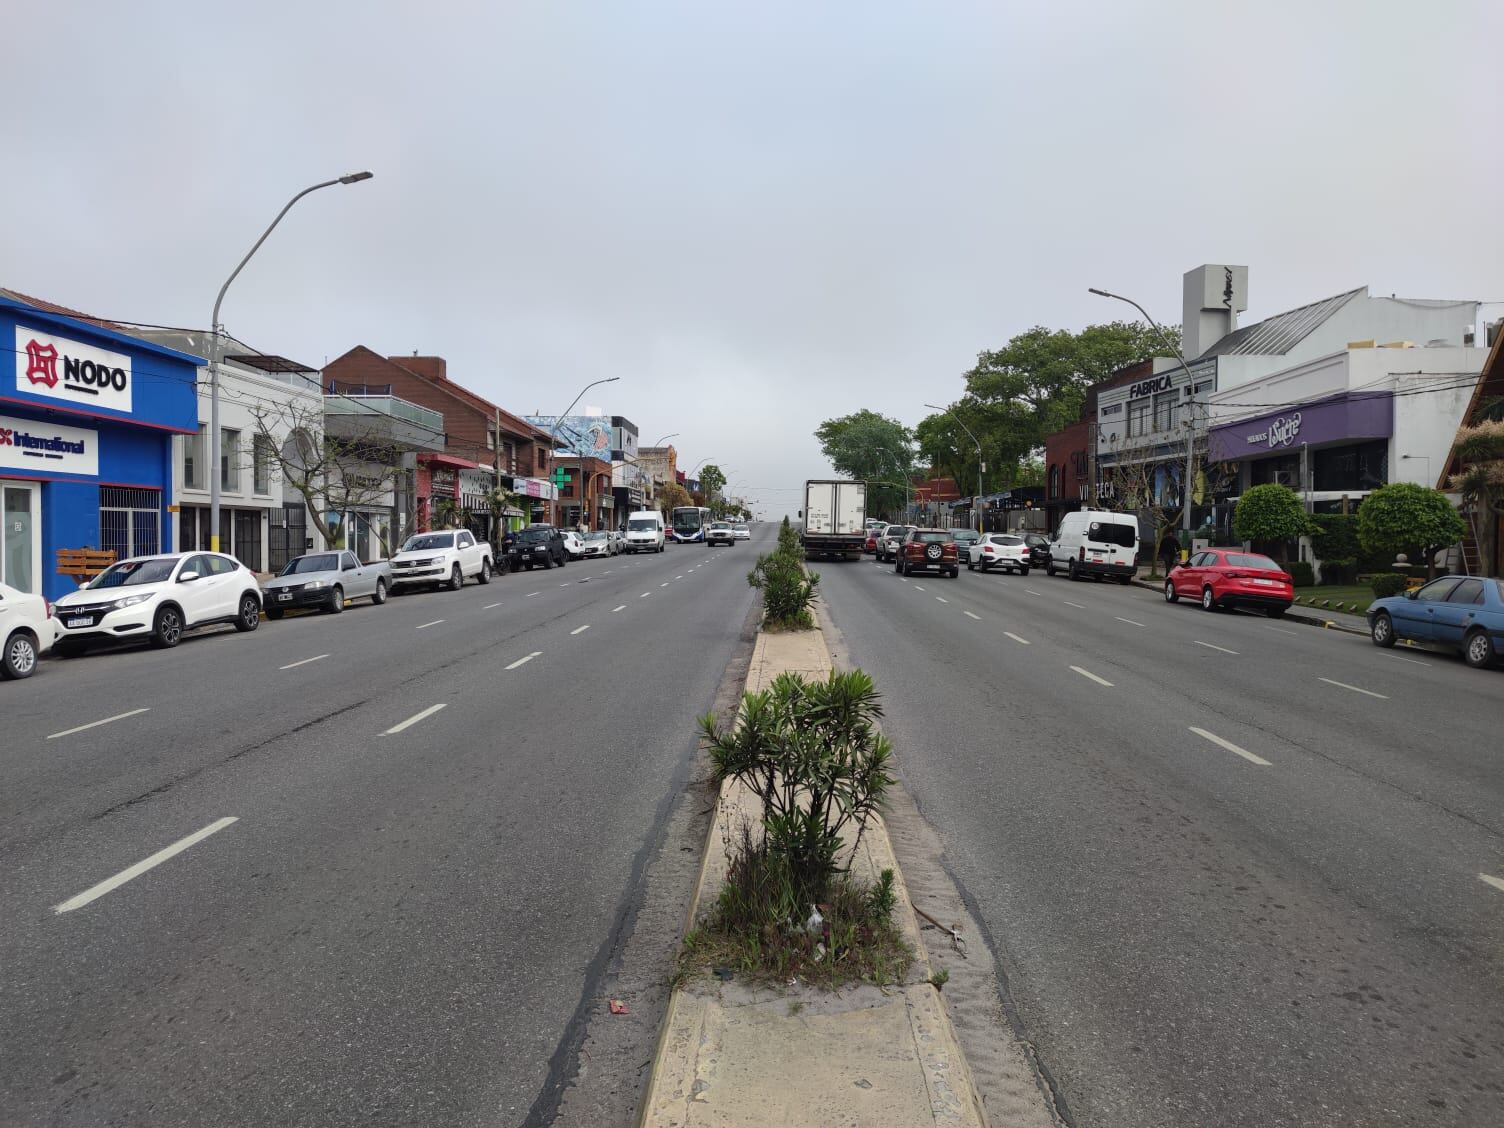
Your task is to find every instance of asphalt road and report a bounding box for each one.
[0,528,765,1126]
[817,554,1504,1128]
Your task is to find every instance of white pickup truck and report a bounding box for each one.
[389,529,494,591]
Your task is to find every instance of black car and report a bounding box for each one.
[506,525,567,570]
[948,528,981,561]
[1024,532,1051,569]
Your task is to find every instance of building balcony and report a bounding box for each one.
[323,392,446,451]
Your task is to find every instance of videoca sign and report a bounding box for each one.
[15,326,133,414]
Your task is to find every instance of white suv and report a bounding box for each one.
[390,529,493,591]
[52,552,263,654]
[1,580,54,679]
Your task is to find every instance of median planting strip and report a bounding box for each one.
[47,708,151,741]
[54,816,239,914]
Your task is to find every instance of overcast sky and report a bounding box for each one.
[6,1,1501,516]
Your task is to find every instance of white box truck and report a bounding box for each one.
[801,480,867,561]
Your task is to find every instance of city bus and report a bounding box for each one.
[670,506,712,543]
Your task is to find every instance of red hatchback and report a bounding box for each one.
[1164,548,1294,616]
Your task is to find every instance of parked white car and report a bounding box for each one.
[967,533,1033,575]
[390,530,493,591]
[560,531,585,560]
[579,531,614,559]
[622,511,666,553]
[1,580,53,679]
[52,552,262,654]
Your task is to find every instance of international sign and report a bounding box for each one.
[0,412,100,476]
[15,326,134,414]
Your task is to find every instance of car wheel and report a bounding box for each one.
[236,593,262,631]
[1046,560,1056,577]
[1164,579,1179,603]
[1200,586,1218,612]
[980,560,990,572]
[372,578,388,605]
[266,607,285,620]
[1117,574,1133,586]
[478,558,492,585]
[327,585,345,614]
[966,558,974,571]
[1020,566,1030,577]
[1067,560,1079,581]
[1370,611,1395,648]
[447,565,463,591]
[151,605,184,648]
[949,568,959,578]
[1464,628,1496,669]
[1,630,38,679]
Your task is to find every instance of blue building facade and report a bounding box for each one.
[1,296,201,601]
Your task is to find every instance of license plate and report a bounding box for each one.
[277,592,293,601]
[67,617,92,628]
[1253,578,1276,586]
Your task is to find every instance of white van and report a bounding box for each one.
[1047,509,1139,583]
[622,510,666,554]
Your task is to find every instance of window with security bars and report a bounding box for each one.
[100,487,162,560]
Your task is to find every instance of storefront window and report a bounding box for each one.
[184,425,208,490]
[1313,441,1387,492]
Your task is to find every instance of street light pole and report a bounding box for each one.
[208,171,372,552]
[925,403,983,531]
[1088,287,1200,535]
[547,377,620,528]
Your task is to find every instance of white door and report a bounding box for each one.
[177,554,225,623]
[1,482,41,595]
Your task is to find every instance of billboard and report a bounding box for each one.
[525,414,616,460]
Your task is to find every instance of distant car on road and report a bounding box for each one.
[1023,532,1051,570]
[52,552,262,654]
[967,533,1032,575]
[895,528,960,578]
[560,531,585,559]
[707,521,736,547]
[733,524,751,541]
[1368,575,1504,668]
[863,530,879,555]
[1,580,53,679]
[580,531,614,559]
[877,525,914,563]
[391,529,493,591]
[263,550,390,618]
[1164,549,1293,616]
[507,525,568,570]
[622,511,666,554]
[948,528,982,562]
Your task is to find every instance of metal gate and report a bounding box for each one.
[268,505,307,572]
[232,509,263,572]
[99,486,161,560]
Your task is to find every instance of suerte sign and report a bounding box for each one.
[14,326,134,414]
[1245,412,1302,449]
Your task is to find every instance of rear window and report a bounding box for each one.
[950,530,980,541]
[1086,520,1136,548]
[992,535,1024,546]
[884,526,909,537]
[1225,553,1281,570]
[915,532,950,544]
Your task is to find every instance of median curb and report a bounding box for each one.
[637,626,988,1127]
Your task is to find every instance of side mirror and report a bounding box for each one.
[178,570,200,583]
[1404,590,1417,600]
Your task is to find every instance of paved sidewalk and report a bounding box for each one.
[639,629,989,1127]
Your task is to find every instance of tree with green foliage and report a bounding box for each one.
[814,410,914,521]
[657,481,692,516]
[1232,483,1308,561]
[699,463,727,501]
[1357,482,1467,580]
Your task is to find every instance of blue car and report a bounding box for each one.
[1367,575,1504,668]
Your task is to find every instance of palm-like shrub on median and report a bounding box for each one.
[748,517,819,629]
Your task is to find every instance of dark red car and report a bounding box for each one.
[863,531,880,555]
[1164,548,1294,616]
[895,528,960,578]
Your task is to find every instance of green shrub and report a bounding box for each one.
[1232,484,1307,556]
[1285,561,1315,587]
[778,516,802,558]
[748,550,819,629]
[1370,573,1410,598]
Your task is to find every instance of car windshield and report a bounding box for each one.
[915,532,949,544]
[735,525,748,531]
[628,518,657,532]
[86,558,178,589]
[1225,553,1281,570]
[1086,520,1136,548]
[403,533,455,551]
[711,522,731,530]
[281,554,339,576]
[518,528,553,543]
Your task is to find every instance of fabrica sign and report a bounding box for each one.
[1129,373,1174,399]
[14,326,134,414]
[1245,412,1302,449]
[0,412,100,476]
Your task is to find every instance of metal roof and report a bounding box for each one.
[1199,286,1365,357]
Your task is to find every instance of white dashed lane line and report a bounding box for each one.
[1115,617,1144,627]
[1190,726,1271,767]
[935,596,949,604]
[1005,632,1030,645]
[483,602,502,610]
[384,703,448,735]
[571,625,591,635]
[527,592,541,598]
[47,708,151,741]
[1480,874,1504,894]
[54,817,239,914]
[611,605,626,613]
[1070,665,1114,687]
[1025,589,1042,596]
[1265,624,1299,636]
[1195,640,1239,655]
[1319,677,1388,700]
[660,582,670,588]
[913,585,926,592]
[1062,600,1085,609]
[279,654,329,671]
[964,611,981,621]
[1388,654,1432,667]
[505,652,543,670]
[416,620,444,630]
[641,592,652,598]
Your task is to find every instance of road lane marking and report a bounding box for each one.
[416,619,444,630]
[1480,874,1504,894]
[660,582,670,588]
[1265,625,1299,636]
[935,596,949,604]
[1070,665,1113,686]
[1063,600,1085,609]
[640,592,652,598]
[47,708,151,741]
[611,604,626,612]
[1005,632,1030,645]
[1195,640,1239,655]
[1389,654,1431,667]
[1115,617,1144,627]
[385,703,448,734]
[561,583,571,588]
[676,575,684,580]
[527,591,541,598]
[571,625,591,635]
[914,585,926,591]
[483,602,502,610]
[1025,589,1042,596]
[505,652,543,670]
[1190,726,1271,767]
[964,611,982,620]
[279,654,329,671]
[1319,677,1388,700]
[54,817,239,914]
